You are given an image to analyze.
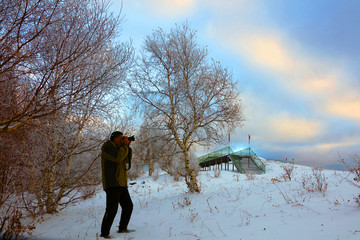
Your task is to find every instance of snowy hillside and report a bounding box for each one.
[25,160,360,240]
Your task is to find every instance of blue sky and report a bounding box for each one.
[110,0,360,169]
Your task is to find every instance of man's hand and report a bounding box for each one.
[122,136,131,147]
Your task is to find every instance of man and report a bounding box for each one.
[100,131,134,238]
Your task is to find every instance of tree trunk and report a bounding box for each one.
[45,165,56,213]
[147,150,153,176]
[149,163,154,177]
[183,149,200,193]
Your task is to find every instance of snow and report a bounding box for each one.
[25,159,360,240]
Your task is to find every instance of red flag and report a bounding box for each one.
[248,134,251,145]
[228,133,230,143]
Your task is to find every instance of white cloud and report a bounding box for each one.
[312,139,359,152]
[117,0,197,19]
[240,35,296,72]
[235,92,322,143]
[208,23,360,121]
[268,115,320,142]
[326,94,360,120]
[298,75,337,94]
[143,0,196,18]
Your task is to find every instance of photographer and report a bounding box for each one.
[100,131,135,238]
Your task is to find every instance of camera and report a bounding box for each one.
[126,135,135,141]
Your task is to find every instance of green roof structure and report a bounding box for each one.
[197,146,266,174]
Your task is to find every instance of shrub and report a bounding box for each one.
[280,164,296,181]
[245,173,255,181]
[301,167,328,193]
[233,174,241,182]
[0,203,36,240]
[340,154,360,207]
[172,196,192,210]
[213,167,221,178]
[354,194,360,207]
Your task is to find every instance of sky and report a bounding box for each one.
[110,0,360,170]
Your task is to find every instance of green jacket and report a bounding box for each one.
[101,140,132,190]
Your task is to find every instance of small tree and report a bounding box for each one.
[134,118,184,177]
[134,120,163,177]
[0,0,132,133]
[129,22,244,192]
[0,0,133,221]
[280,163,296,181]
[301,167,328,193]
[21,0,132,213]
[340,154,360,207]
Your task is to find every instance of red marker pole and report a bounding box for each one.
[248,134,251,155]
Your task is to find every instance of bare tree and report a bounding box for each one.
[134,118,181,177]
[0,2,133,238]
[1,0,61,132]
[0,0,59,76]
[134,122,159,177]
[23,0,132,214]
[0,0,131,133]
[129,22,244,192]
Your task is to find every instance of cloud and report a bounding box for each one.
[235,92,321,143]
[268,115,320,142]
[241,35,296,72]
[326,94,360,120]
[204,0,251,13]
[298,75,337,94]
[118,0,196,20]
[312,139,359,152]
[143,0,196,18]
[209,24,360,122]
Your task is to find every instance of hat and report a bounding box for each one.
[110,131,123,141]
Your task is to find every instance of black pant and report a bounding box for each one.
[101,187,133,235]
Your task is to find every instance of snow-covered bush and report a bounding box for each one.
[280,163,296,181]
[301,167,328,193]
[340,154,360,207]
[355,194,360,207]
[245,173,255,181]
[213,167,221,178]
[233,174,241,182]
[172,196,192,210]
[0,204,37,240]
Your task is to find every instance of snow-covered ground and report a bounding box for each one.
[26,160,360,240]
